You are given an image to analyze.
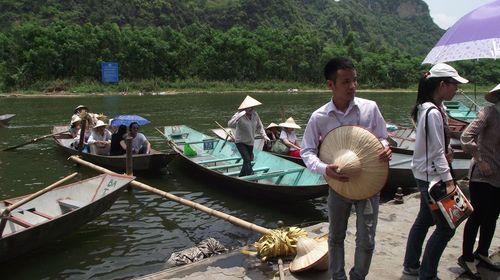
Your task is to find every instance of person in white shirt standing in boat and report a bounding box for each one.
[87,120,112,155]
[300,57,391,280]
[279,117,302,157]
[228,95,270,177]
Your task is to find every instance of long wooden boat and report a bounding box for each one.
[211,128,305,166]
[0,114,15,127]
[0,173,134,262]
[163,125,328,200]
[52,126,171,172]
[443,100,477,122]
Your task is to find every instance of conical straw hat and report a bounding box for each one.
[238,95,262,110]
[266,122,279,129]
[319,126,388,200]
[279,117,301,129]
[485,83,500,103]
[289,237,328,273]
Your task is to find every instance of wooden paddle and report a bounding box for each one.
[69,155,270,235]
[0,172,79,234]
[215,121,235,151]
[2,130,69,151]
[154,127,179,152]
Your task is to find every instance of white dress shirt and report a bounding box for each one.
[300,97,388,175]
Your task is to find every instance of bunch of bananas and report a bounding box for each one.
[254,226,307,261]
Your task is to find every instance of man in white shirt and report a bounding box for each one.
[300,57,391,280]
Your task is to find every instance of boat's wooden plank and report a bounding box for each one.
[197,157,241,165]
[28,209,54,220]
[174,139,219,145]
[7,216,33,228]
[223,167,270,176]
[206,161,254,171]
[240,168,303,182]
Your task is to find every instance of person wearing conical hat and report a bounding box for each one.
[228,95,270,176]
[263,122,280,151]
[458,83,500,274]
[87,120,112,155]
[71,104,97,128]
[279,117,302,157]
[69,115,82,138]
[300,58,391,280]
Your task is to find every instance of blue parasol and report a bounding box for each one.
[110,115,151,127]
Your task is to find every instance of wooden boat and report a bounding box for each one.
[0,173,134,262]
[52,126,171,172]
[388,151,470,189]
[211,128,305,165]
[0,114,15,127]
[163,125,328,200]
[443,100,477,122]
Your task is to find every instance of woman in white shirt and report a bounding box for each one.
[87,120,112,155]
[403,63,469,280]
[279,117,301,157]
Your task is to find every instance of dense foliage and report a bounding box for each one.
[0,0,497,91]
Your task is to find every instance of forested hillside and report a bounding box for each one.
[0,0,497,91]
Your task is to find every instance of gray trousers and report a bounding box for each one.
[328,188,380,280]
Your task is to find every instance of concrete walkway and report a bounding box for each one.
[137,193,500,280]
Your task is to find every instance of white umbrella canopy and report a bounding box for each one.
[423,0,500,64]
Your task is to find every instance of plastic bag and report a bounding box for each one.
[270,140,289,154]
[183,143,197,157]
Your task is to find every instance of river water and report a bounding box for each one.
[0,91,483,279]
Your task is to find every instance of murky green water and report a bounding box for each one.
[0,91,484,279]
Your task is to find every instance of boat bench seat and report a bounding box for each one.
[197,157,242,165]
[223,167,270,176]
[207,161,254,171]
[240,168,304,183]
[7,215,33,228]
[58,198,85,211]
[174,139,218,145]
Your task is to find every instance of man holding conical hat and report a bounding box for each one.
[300,58,391,279]
[228,95,270,176]
[279,117,302,157]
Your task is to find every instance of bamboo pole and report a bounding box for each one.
[125,137,133,176]
[215,121,235,141]
[2,130,69,151]
[69,156,270,235]
[155,127,179,151]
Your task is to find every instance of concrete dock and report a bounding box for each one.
[137,193,500,280]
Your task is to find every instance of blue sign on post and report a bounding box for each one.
[101,62,119,83]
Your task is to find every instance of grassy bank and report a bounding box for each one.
[0,78,494,96]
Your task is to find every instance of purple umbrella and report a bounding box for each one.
[423,0,500,64]
[110,115,150,127]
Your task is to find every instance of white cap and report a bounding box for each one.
[428,63,468,84]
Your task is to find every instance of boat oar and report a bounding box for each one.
[68,155,309,262]
[214,121,235,151]
[2,130,69,152]
[154,127,179,152]
[0,172,79,234]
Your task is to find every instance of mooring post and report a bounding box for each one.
[125,136,133,191]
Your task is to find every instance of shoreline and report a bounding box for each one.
[0,88,417,98]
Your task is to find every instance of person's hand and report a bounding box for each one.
[325,164,349,182]
[445,151,453,163]
[478,161,493,177]
[378,146,392,162]
[445,180,455,194]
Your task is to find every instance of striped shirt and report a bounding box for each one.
[461,105,500,187]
